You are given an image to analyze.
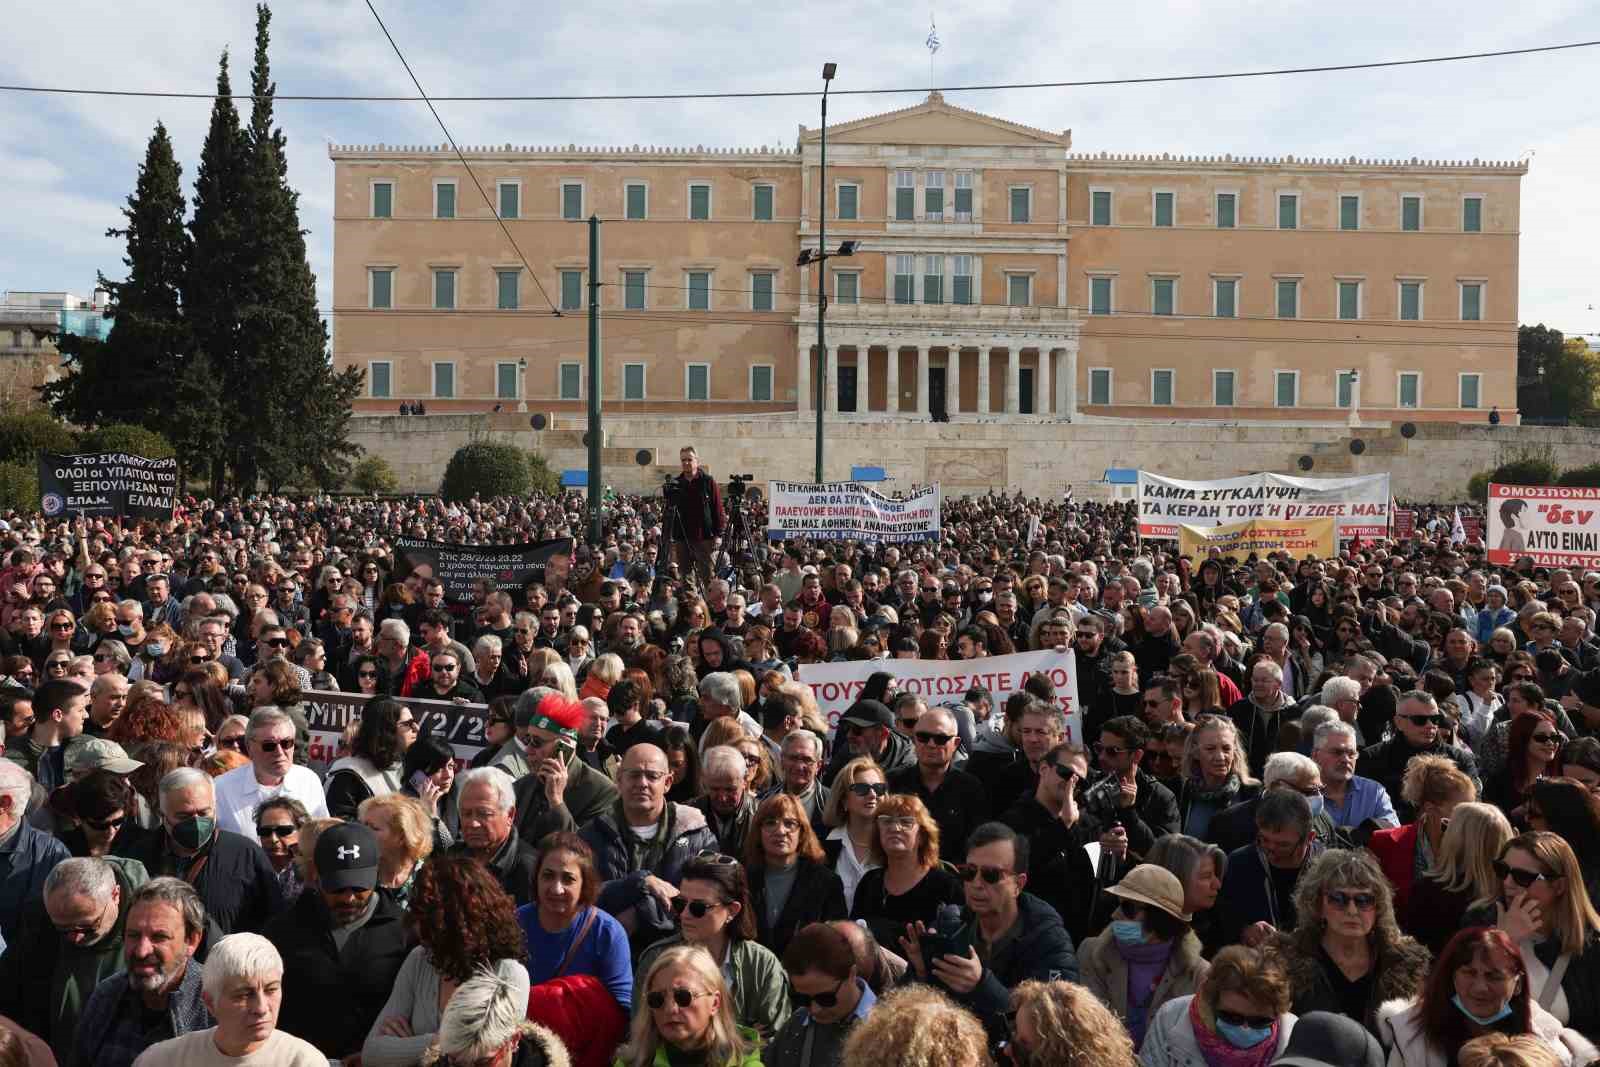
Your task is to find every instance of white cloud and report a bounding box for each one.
[2,0,1597,335]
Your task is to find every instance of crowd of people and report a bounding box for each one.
[0,445,1593,1067]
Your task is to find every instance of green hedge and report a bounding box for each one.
[76,424,176,459]
[440,442,529,501]
[1557,463,1600,488]
[0,412,77,467]
[528,452,561,496]
[0,462,39,513]
[351,455,399,495]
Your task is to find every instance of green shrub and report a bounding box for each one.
[528,452,561,496]
[1466,472,1491,502]
[440,442,529,502]
[1490,456,1560,489]
[0,412,77,467]
[0,462,39,513]
[1558,463,1600,488]
[351,454,399,495]
[76,423,176,460]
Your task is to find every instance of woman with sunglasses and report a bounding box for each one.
[1078,864,1208,1050]
[1379,927,1593,1067]
[634,854,790,1040]
[618,945,760,1067]
[351,652,384,698]
[254,795,310,903]
[1267,849,1429,1037]
[56,767,154,863]
[1407,802,1515,954]
[1461,832,1600,1039]
[1141,944,1297,1067]
[849,793,962,955]
[1484,711,1563,821]
[822,757,888,913]
[744,793,846,959]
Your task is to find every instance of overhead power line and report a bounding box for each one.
[2,40,1596,103]
[360,0,559,316]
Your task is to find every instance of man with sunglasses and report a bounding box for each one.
[1073,715,1179,884]
[212,708,328,845]
[907,822,1079,1048]
[766,922,876,1067]
[888,708,990,863]
[819,699,915,788]
[1355,690,1480,824]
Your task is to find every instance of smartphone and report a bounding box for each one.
[920,929,969,963]
[554,737,577,764]
[408,770,431,792]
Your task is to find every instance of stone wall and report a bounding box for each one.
[350,413,1600,500]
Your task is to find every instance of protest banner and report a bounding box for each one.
[1393,509,1416,539]
[766,481,940,542]
[394,536,572,607]
[1136,471,1390,539]
[1177,517,1338,560]
[797,648,1080,742]
[302,689,490,775]
[1486,484,1600,566]
[38,451,177,519]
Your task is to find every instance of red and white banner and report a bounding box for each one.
[1392,509,1416,539]
[1136,471,1391,539]
[797,649,1081,742]
[1487,483,1600,566]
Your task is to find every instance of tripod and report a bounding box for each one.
[717,485,755,579]
[655,478,692,596]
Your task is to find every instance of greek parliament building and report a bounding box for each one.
[329,92,1523,423]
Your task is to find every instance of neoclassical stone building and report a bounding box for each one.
[330,92,1522,423]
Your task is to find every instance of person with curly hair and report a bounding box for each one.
[838,984,991,1067]
[362,853,530,1067]
[1142,944,1298,1067]
[1271,848,1430,1037]
[1007,978,1139,1067]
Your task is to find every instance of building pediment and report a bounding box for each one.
[801,91,1070,149]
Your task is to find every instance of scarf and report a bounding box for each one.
[1116,938,1175,1047]
[1188,996,1278,1067]
[1187,773,1242,807]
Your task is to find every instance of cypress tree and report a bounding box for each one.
[43,122,192,428]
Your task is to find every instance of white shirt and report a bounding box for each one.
[213,762,329,843]
[828,825,880,913]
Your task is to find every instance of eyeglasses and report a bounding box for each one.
[849,782,888,798]
[83,814,126,832]
[621,768,668,784]
[1215,1009,1276,1030]
[264,637,290,648]
[876,816,917,831]
[189,655,211,664]
[957,863,1015,885]
[396,717,418,732]
[50,621,73,632]
[914,731,955,747]
[433,663,458,672]
[218,736,245,751]
[256,824,297,839]
[1532,732,1561,745]
[46,660,70,671]
[647,988,715,1011]
[1401,714,1443,726]
[1325,890,1377,911]
[256,738,293,753]
[1093,742,1129,757]
[669,896,726,919]
[792,976,848,1010]
[1044,760,1079,780]
[1494,859,1553,888]
[358,670,378,680]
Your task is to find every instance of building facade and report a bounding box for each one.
[0,290,105,412]
[330,93,1522,422]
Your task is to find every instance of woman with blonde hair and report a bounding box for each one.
[1176,715,1260,840]
[1407,802,1514,952]
[1458,1033,1567,1067]
[839,984,990,1067]
[1462,831,1600,1037]
[419,965,564,1067]
[1141,945,1298,1067]
[1368,754,1477,919]
[359,793,435,904]
[1008,978,1139,1067]
[539,660,579,701]
[617,945,760,1067]
[580,652,623,702]
[823,757,887,912]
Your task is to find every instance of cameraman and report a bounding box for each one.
[669,445,725,590]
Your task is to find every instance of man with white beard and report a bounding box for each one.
[70,877,212,1067]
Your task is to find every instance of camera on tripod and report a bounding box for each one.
[726,474,754,500]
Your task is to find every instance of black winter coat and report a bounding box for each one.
[946,892,1080,1048]
[117,828,282,936]
[749,859,847,959]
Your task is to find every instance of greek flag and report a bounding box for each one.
[926,18,940,54]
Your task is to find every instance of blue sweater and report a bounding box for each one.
[517,903,634,1012]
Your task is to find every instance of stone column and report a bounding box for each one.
[1005,348,1020,415]
[916,346,930,415]
[885,346,899,415]
[824,346,838,413]
[796,342,810,414]
[977,347,991,414]
[856,347,870,414]
[1062,342,1080,420]
[1036,347,1052,417]
[948,346,962,416]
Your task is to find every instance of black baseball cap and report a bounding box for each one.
[314,823,379,892]
[840,699,893,729]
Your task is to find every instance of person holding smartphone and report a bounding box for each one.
[509,691,618,847]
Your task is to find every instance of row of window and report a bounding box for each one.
[1087,189,1485,232]
[373,178,780,223]
[1086,368,1484,410]
[1085,275,1487,321]
[368,360,776,403]
[366,267,781,312]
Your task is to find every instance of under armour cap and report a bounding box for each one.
[315,822,379,892]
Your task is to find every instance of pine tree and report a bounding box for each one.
[43,123,192,428]
[184,50,251,493]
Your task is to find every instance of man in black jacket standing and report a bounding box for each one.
[1356,690,1480,823]
[1073,716,1179,884]
[669,446,725,591]
[266,822,411,1062]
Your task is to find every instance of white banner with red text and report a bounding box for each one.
[1487,483,1600,566]
[797,649,1081,743]
[1137,471,1391,539]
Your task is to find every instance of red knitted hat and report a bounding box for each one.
[528,693,584,739]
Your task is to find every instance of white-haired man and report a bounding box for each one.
[1312,720,1397,838]
[212,708,328,844]
[1205,750,1337,855]
[0,758,67,943]
[375,618,430,696]
[131,931,324,1065]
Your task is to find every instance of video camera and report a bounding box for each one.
[726,474,754,500]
